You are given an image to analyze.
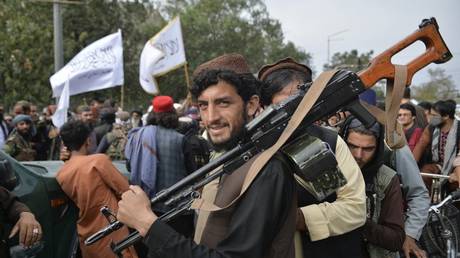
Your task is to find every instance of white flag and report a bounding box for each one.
[150,17,187,76]
[139,42,165,94]
[52,79,70,128]
[50,30,124,97]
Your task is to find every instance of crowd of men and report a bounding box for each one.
[1,53,460,258]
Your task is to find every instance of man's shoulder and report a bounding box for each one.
[64,154,110,168]
[88,153,111,163]
[57,154,109,175]
[264,154,295,180]
[6,131,19,142]
[157,126,183,137]
[379,164,397,174]
[376,164,398,189]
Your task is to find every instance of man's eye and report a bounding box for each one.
[347,144,358,149]
[218,101,230,107]
[363,147,376,152]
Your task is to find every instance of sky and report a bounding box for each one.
[264,0,460,88]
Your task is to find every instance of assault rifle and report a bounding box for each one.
[85,17,452,256]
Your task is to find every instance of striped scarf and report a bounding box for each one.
[431,119,458,175]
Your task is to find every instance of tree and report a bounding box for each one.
[323,49,373,72]
[412,67,457,102]
[1,0,310,112]
[0,0,54,110]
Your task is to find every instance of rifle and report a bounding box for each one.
[85,17,452,256]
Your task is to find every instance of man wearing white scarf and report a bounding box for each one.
[413,100,459,190]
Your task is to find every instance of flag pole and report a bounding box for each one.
[183,63,194,107]
[120,84,125,110]
[184,62,191,89]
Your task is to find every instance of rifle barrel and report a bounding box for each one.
[420,173,450,179]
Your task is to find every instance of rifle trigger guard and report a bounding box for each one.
[101,206,117,224]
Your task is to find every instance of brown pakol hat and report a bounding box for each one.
[193,53,251,78]
[258,57,312,81]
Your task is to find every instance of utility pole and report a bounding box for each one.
[53,2,63,72]
[327,29,348,65]
[32,0,83,72]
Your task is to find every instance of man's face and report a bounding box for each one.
[4,115,12,126]
[346,131,377,168]
[79,111,94,123]
[397,108,414,127]
[13,105,23,116]
[271,80,300,105]
[197,80,258,150]
[132,112,140,120]
[16,121,31,135]
[30,105,38,121]
[430,108,450,126]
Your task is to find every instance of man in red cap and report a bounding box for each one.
[124,95,197,243]
[117,54,297,258]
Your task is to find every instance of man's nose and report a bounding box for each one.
[206,104,220,123]
[354,148,364,159]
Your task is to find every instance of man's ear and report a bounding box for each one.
[246,95,261,118]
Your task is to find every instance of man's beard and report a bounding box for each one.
[208,125,247,152]
[208,112,248,152]
[132,118,140,125]
[17,129,31,139]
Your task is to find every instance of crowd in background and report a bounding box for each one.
[0,97,207,163]
[1,56,459,258]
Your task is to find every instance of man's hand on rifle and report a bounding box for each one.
[117,185,157,237]
[448,167,460,188]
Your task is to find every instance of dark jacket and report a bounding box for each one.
[142,153,297,258]
[341,118,405,257]
[0,186,30,258]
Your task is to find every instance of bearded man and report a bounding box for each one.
[3,114,36,161]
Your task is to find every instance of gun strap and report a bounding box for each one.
[362,64,408,150]
[191,70,338,212]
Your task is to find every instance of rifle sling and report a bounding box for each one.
[361,64,408,150]
[191,70,338,212]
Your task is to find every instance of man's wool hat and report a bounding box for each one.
[152,96,174,113]
[193,53,251,78]
[258,57,312,81]
[12,114,32,126]
[349,118,381,138]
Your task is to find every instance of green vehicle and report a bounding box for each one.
[0,150,129,258]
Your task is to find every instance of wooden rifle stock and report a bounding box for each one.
[358,17,452,88]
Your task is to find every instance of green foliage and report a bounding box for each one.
[1,0,309,113]
[412,68,457,102]
[0,0,54,110]
[323,49,374,72]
